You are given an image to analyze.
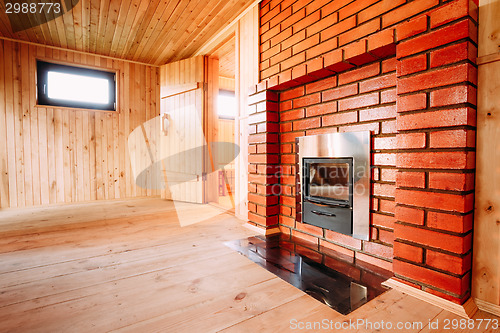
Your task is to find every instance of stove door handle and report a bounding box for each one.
[311,210,336,217]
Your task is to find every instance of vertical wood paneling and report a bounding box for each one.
[0,40,160,209]
[234,6,258,220]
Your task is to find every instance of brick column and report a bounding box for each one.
[393,0,478,304]
[247,84,281,233]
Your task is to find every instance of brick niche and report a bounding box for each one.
[248,0,478,305]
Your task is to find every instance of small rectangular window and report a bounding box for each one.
[37,60,116,111]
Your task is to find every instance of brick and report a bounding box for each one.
[396,93,427,113]
[373,136,396,150]
[293,34,320,55]
[344,40,373,66]
[379,199,396,214]
[395,224,471,253]
[427,211,473,233]
[394,242,423,263]
[306,76,337,94]
[322,83,358,101]
[373,183,396,198]
[261,43,281,61]
[382,58,397,73]
[339,18,381,46]
[320,16,357,42]
[359,73,396,93]
[430,0,475,29]
[280,122,292,132]
[339,0,378,21]
[340,122,380,134]
[256,122,279,133]
[280,109,305,121]
[359,105,396,121]
[398,54,427,76]
[306,36,339,60]
[396,15,428,41]
[296,221,324,238]
[382,0,439,28]
[363,241,394,260]
[396,189,474,214]
[248,212,278,226]
[270,27,294,47]
[270,48,292,66]
[381,89,396,103]
[381,120,397,134]
[261,4,281,25]
[249,111,279,124]
[396,133,426,149]
[306,12,339,37]
[395,205,425,225]
[367,27,396,52]
[281,86,305,101]
[380,168,397,182]
[430,85,476,108]
[397,20,471,59]
[338,92,379,111]
[281,52,306,71]
[397,108,476,130]
[320,239,355,259]
[397,151,475,170]
[373,153,396,166]
[261,64,280,79]
[293,117,321,131]
[281,29,306,50]
[280,131,305,143]
[257,204,280,216]
[280,215,295,227]
[281,7,307,30]
[398,63,475,94]
[256,143,279,154]
[393,260,469,295]
[322,111,357,126]
[424,285,470,304]
[292,229,320,246]
[372,213,396,229]
[429,172,475,192]
[293,93,321,108]
[338,62,380,86]
[325,229,362,250]
[248,193,279,206]
[321,0,352,17]
[293,10,321,33]
[306,101,337,117]
[249,133,279,144]
[358,0,406,24]
[397,171,426,188]
[430,42,476,68]
[372,167,380,181]
[426,250,471,275]
[356,252,393,272]
[429,129,475,148]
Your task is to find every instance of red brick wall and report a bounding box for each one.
[249,0,478,304]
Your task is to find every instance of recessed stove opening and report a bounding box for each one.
[298,131,370,240]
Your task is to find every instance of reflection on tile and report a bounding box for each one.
[225,234,392,315]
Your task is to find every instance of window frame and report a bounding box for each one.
[36,60,117,111]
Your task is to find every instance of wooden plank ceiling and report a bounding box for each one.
[0,0,253,65]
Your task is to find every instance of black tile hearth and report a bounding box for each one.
[225,235,392,315]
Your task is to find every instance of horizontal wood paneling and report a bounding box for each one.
[0,0,255,65]
[0,39,160,209]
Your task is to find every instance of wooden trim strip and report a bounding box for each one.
[161,82,201,99]
[474,298,500,317]
[477,52,500,66]
[382,278,479,319]
[0,36,159,68]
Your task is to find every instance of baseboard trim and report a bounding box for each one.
[244,223,280,236]
[383,278,478,319]
[474,298,500,317]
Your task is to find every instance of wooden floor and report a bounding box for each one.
[0,198,497,333]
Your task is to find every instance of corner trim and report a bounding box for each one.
[244,222,280,236]
[382,278,478,319]
[474,298,500,317]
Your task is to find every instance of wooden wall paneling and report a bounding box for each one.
[0,40,9,208]
[28,45,40,206]
[234,6,258,220]
[219,77,235,91]
[195,58,203,204]
[478,0,500,58]
[20,43,32,207]
[13,42,25,207]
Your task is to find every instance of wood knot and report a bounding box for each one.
[234,292,247,301]
[486,205,494,213]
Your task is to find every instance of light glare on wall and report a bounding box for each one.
[47,71,109,105]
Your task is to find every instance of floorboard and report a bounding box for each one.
[0,198,497,333]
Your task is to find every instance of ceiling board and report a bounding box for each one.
[0,0,254,65]
[209,34,235,79]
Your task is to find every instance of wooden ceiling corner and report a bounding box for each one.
[0,0,256,66]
